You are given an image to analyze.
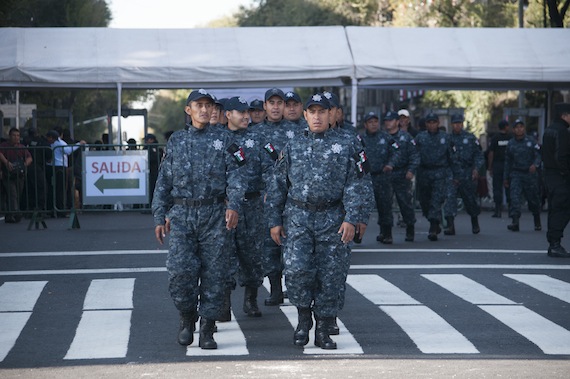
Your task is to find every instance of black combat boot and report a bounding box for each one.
[329,317,340,335]
[405,224,414,242]
[533,214,542,231]
[428,221,439,241]
[471,216,480,234]
[314,316,337,350]
[218,288,232,322]
[492,203,501,218]
[444,216,455,235]
[507,217,520,231]
[264,274,284,306]
[243,286,262,317]
[293,307,313,346]
[376,225,385,242]
[547,241,570,258]
[177,310,197,346]
[199,318,217,349]
[380,225,393,244]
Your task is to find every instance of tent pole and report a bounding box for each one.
[351,77,358,127]
[117,82,123,146]
[15,90,20,130]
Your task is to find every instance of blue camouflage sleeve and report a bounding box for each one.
[151,137,174,226]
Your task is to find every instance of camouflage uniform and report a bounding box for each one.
[444,129,484,218]
[266,128,373,318]
[389,129,419,227]
[361,130,401,230]
[152,122,245,320]
[415,129,457,229]
[504,134,542,221]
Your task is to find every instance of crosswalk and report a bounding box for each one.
[1,273,569,363]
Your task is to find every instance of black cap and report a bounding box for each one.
[450,113,464,123]
[384,111,398,121]
[304,93,330,110]
[186,89,215,104]
[498,120,509,130]
[225,96,249,112]
[144,133,157,141]
[284,91,302,103]
[513,119,525,127]
[46,130,59,139]
[265,88,286,102]
[555,102,570,116]
[425,112,439,122]
[363,112,379,122]
[322,91,339,108]
[249,99,264,111]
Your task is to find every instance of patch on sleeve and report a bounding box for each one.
[264,142,279,161]
[227,143,246,166]
[354,150,370,178]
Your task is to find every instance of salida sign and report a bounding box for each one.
[83,150,149,205]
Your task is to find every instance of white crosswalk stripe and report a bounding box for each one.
[1,273,569,362]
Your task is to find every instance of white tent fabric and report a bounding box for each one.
[1,26,569,90]
[347,27,570,90]
[0,26,354,89]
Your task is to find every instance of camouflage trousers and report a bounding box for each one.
[390,170,416,226]
[508,171,541,218]
[371,173,394,227]
[417,167,452,223]
[282,203,351,318]
[226,196,264,288]
[166,203,231,320]
[444,169,481,218]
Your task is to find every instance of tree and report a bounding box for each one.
[546,0,570,26]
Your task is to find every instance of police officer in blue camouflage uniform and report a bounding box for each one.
[225,96,275,317]
[152,89,245,350]
[361,111,401,244]
[284,91,308,130]
[255,88,299,306]
[415,112,458,241]
[248,99,266,126]
[443,113,485,235]
[266,93,373,350]
[385,110,420,242]
[504,119,542,232]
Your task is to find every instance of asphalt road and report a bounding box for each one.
[1,209,569,378]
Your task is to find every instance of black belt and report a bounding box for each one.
[421,165,447,169]
[244,191,261,200]
[290,198,341,212]
[370,172,383,176]
[173,196,225,207]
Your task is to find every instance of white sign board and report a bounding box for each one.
[82,150,149,205]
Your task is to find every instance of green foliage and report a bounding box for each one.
[147,90,189,138]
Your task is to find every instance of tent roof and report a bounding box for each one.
[0,26,569,90]
[0,26,354,89]
[347,27,570,90]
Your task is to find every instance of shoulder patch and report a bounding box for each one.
[227,143,246,166]
[264,142,279,161]
[354,150,370,178]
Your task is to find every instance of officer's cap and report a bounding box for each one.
[554,102,570,116]
[498,120,509,130]
[46,130,59,139]
[450,113,464,123]
[322,91,340,108]
[398,109,410,117]
[249,99,264,111]
[425,112,439,122]
[284,91,302,103]
[513,119,525,127]
[363,112,379,122]
[304,93,330,110]
[225,96,249,112]
[265,88,286,102]
[186,89,215,104]
[144,133,156,141]
[216,98,229,110]
[384,111,398,121]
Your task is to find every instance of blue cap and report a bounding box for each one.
[451,113,464,123]
[265,88,286,101]
[304,93,330,110]
[225,96,249,112]
[498,120,509,129]
[384,111,398,121]
[249,99,264,110]
[186,89,215,104]
[513,119,525,126]
[363,112,379,122]
[284,91,302,103]
[322,91,340,108]
[425,112,439,122]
